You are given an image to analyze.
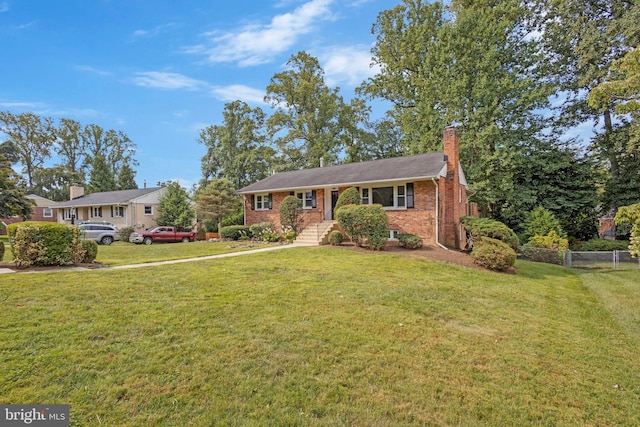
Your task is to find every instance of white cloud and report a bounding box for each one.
[132,71,209,91]
[0,2,9,13]
[186,0,335,66]
[321,44,378,87]
[210,85,266,104]
[76,65,111,76]
[132,23,177,38]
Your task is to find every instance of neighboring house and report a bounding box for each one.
[239,127,472,249]
[0,194,58,235]
[54,186,166,230]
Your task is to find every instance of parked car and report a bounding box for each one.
[78,223,121,245]
[129,226,196,245]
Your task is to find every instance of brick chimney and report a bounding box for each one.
[70,185,84,200]
[442,127,465,249]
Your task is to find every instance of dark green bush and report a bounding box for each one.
[119,226,135,242]
[0,241,4,261]
[328,230,343,245]
[81,240,99,263]
[222,209,244,227]
[571,238,630,251]
[249,222,274,241]
[334,187,361,210]
[470,237,517,271]
[398,233,423,249]
[460,216,519,251]
[220,225,251,240]
[8,222,84,267]
[519,246,564,265]
[336,204,388,250]
[279,195,303,233]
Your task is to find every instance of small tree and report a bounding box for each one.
[523,207,564,241]
[336,203,388,250]
[157,181,195,232]
[615,203,640,257]
[194,179,241,233]
[279,195,303,233]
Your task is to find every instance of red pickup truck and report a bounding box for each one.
[129,226,196,245]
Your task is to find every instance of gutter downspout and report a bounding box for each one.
[432,178,448,250]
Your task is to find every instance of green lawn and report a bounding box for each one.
[1,247,639,426]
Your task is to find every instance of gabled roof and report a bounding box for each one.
[26,194,56,207]
[54,187,164,208]
[239,152,448,194]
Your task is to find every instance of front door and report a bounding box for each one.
[331,190,340,220]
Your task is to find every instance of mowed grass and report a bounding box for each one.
[1,247,639,426]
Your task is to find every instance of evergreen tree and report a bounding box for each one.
[0,154,33,218]
[117,163,138,190]
[156,181,195,231]
[87,153,116,193]
[193,179,241,232]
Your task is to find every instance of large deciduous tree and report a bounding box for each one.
[0,111,56,189]
[198,100,274,189]
[156,181,195,232]
[361,0,551,217]
[265,51,360,170]
[83,124,138,192]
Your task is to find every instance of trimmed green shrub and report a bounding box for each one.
[571,238,630,251]
[81,240,99,263]
[0,241,4,261]
[263,232,281,243]
[334,187,361,210]
[460,216,519,251]
[250,222,275,241]
[471,237,517,271]
[336,204,388,250]
[328,230,343,246]
[398,233,423,249]
[7,222,84,268]
[526,231,569,250]
[279,196,303,233]
[119,226,135,242]
[284,230,297,243]
[519,246,564,265]
[222,209,244,227]
[523,206,565,241]
[219,225,251,240]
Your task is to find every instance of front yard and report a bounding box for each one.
[1,246,639,425]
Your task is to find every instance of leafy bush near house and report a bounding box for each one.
[284,230,297,243]
[460,216,519,251]
[279,196,303,233]
[328,230,343,246]
[470,237,517,271]
[250,222,275,241]
[336,204,388,250]
[571,238,630,251]
[334,187,361,210]
[81,240,99,263]
[519,246,564,265]
[526,231,569,250]
[398,233,423,249]
[263,232,281,243]
[220,225,251,241]
[0,241,4,261]
[8,222,85,268]
[119,226,135,242]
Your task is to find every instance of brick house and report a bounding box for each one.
[0,194,58,235]
[238,127,471,249]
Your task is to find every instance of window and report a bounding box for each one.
[296,190,316,209]
[63,208,75,220]
[144,206,153,215]
[252,194,271,210]
[42,208,53,218]
[91,207,102,218]
[361,183,414,209]
[111,206,124,217]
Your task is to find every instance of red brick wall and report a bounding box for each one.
[244,190,325,233]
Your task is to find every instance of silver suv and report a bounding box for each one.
[78,223,121,245]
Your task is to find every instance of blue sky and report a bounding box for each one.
[0,0,398,190]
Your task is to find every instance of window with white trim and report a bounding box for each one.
[296,190,316,209]
[361,183,414,209]
[111,206,124,217]
[91,207,102,218]
[255,194,270,210]
[63,208,75,220]
[42,208,53,218]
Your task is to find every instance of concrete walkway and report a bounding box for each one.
[0,244,304,274]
